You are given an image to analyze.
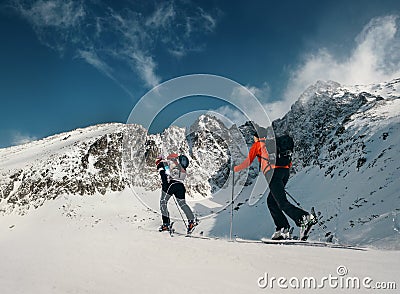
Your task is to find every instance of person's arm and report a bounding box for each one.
[157,161,169,191]
[234,142,259,172]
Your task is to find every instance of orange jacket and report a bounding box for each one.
[234,140,270,173]
[234,139,291,174]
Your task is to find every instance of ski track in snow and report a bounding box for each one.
[0,190,399,294]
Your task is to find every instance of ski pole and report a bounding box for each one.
[172,195,188,230]
[230,164,234,241]
[285,189,339,243]
[285,189,302,207]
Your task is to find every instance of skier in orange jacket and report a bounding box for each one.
[234,126,316,240]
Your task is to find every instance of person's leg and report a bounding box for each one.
[171,182,195,221]
[176,198,195,221]
[268,169,308,226]
[160,189,172,224]
[267,190,290,230]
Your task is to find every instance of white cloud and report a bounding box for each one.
[77,49,135,98]
[11,131,37,146]
[245,82,270,100]
[261,100,292,122]
[168,46,187,58]
[215,101,285,126]
[78,49,113,77]
[145,2,176,28]
[11,0,219,91]
[284,15,400,106]
[131,52,160,88]
[11,0,85,55]
[210,83,273,127]
[242,16,400,123]
[198,8,217,33]
[208,105,246,127]
[14,0,85,28]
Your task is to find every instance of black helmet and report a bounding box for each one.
[178,154,190,169]
[250,125,268,139]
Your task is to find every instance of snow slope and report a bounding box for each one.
[287,97,400,249]
[270,78,400,249]
[0,190,398,294]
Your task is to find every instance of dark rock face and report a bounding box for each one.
[0,125,128,214]
[273,81,369,171]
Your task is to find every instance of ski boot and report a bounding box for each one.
[159,223,171,232]
[187,219,198,234]
[271,227,292,240]
[299,208,318,241]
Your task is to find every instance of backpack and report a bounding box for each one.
[275,134,294,166]
[165,153,189,182]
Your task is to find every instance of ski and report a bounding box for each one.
[234,238,262,244]
[235,237,365,251]
[139,222,175,237]
[172,230,218,240]
[140,222,217,240]
[261,238,366,250]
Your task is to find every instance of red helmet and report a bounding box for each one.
[167,153,179,160]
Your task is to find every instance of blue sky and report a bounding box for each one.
[1,0,400,147]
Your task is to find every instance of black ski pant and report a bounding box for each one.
[265,168,308,230]
[160,181,194,225]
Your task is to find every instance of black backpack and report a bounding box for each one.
[166,154,189,182]
[275,134,294,166]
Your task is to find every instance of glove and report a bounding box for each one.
[233,166,240,173]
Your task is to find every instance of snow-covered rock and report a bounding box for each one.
[0,78,399,249]
[0,124,127,214]
[273,78,400,248]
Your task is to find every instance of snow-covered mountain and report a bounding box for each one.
[0,124,127,214]
[273,78,400,248]
[1,78,400,294]
[0,115,240,215]
[0,78,399,249]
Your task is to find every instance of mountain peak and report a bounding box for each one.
[190,114,227,134]
[298,80,342,103]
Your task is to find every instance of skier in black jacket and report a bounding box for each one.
[156,154,197,234]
